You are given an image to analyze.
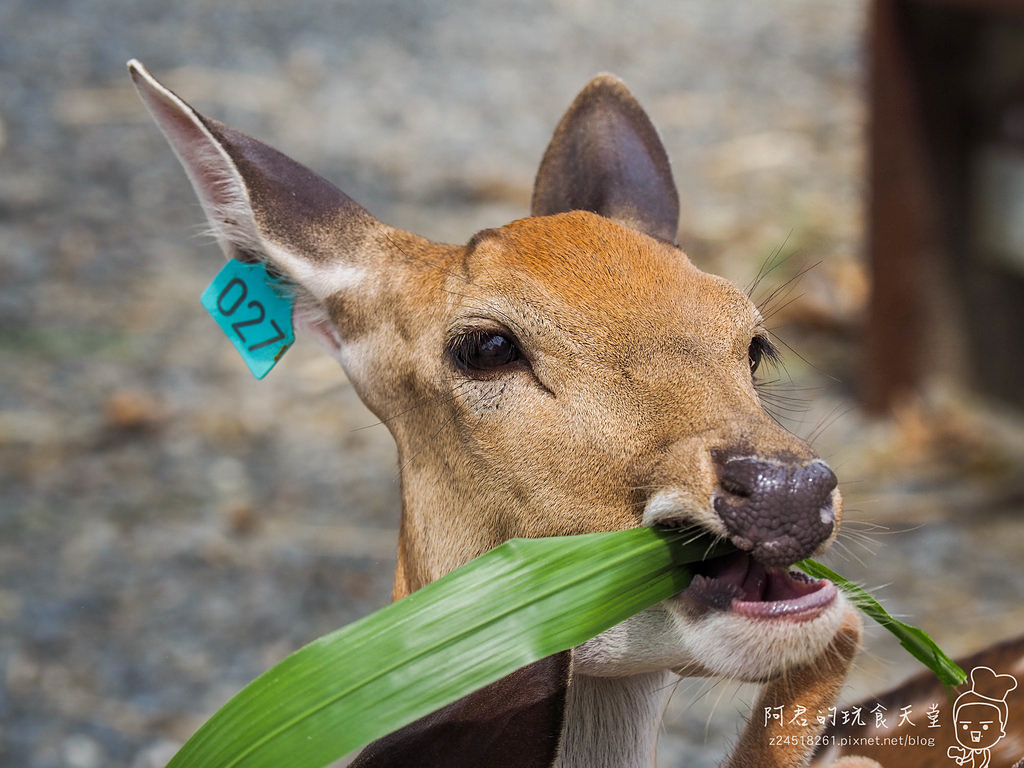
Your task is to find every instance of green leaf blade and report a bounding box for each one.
[797,558,966,687]
[166,534,965,768]
[167,528,726,768]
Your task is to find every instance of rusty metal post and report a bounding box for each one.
[863,0,937,413]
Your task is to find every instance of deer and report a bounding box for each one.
[128,61,1024,768]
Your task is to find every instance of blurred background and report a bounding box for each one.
[1,1,1022,766]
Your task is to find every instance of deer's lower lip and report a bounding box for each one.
[682,551,836,622]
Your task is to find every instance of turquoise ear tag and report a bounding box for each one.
[200,260,295,379]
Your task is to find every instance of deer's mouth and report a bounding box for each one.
[682,550,836,622]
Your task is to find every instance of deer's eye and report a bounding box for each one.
[748,335,778,376]
[450,330,521,372]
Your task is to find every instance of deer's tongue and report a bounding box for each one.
[683,550,836,621]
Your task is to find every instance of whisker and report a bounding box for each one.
[805,404,853,446]
[746,232,795,299]
[769,332,840,383]
[756,261,819,322]
[706,678,735,741]
[350,391,442,432]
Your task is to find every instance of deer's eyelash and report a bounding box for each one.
[748,334,780,376]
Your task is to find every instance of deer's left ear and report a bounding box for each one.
[531,74,679,244]
[349,651,571,768]
[127,59,395,360]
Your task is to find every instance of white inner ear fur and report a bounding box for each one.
[261,241,371,360]
[131,63,262,263]
[190,147,264,263]
[262,241,369,302]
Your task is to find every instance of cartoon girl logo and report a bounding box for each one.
[948,666,1018,768]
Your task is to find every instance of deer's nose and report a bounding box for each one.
[713,456,837,568]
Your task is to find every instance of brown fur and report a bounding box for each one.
[350,652,572,768]
[727,611,864,768]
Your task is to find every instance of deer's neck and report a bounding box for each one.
[393,449,516,597]
[556,671,671,768]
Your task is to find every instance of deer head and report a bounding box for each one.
[130,61,859,768]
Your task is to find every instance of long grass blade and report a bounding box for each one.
[797,558,966,686]
[166,533,964,768]
[167,528,729,768]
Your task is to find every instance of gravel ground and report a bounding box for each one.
[2,2,1023,767]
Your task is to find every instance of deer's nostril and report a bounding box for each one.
[714,456,838,567]
[719,474,752,498]
[717,457,772,500]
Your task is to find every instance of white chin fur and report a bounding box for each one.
[573,589,849,681]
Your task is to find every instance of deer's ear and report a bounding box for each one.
[128,59,383,357]
[531,74,679,244]
[349,652,571,768]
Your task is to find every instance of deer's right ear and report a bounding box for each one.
[128,59,385,358]
[531,74,680,244]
